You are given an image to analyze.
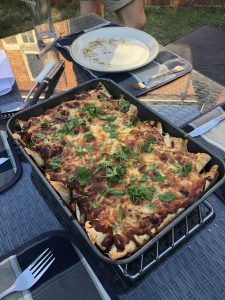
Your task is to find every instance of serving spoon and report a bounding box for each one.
[134,65,185,89]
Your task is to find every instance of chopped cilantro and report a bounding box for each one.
[65,142,73,148]
[103,123,118,138]
[98,115,117,121]
[83,103,116,121]
[117,207,124,223]
[149,163,159,171]
[131,151,143,163]
[113,224,119,232]
[128,184,155,204]
[111,148,128,162]
[172,162,192,177]
[103,188,125,196]
[105,164,126,184]
[130,174,137,181]
[140,138,154,153]
[49,156,61,171]
[98,143,104,148]
[83,103,101,116]
[86,145,93,153]
[158,192,177,202]
[140,173,148,182]
[91,202,100,209]
[52,132,64,141]
[40,120,52,128]
[75,145,86,156]
[119,99,130,113]
[35,133,45,140]
[152,170,165,183]
[54,113,62,120]
[68,167,93,185]
[149,203,156,209]
[83,132,94,140]
[55,117,86,139]
[97,93,106,101]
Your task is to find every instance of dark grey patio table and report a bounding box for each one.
[0,14,225,300]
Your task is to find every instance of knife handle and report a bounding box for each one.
[24,80,49,109]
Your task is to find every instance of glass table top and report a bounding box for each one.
[1,14,225,300]
[0,15,224,115]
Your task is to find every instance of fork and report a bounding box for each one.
[0,248,55,299]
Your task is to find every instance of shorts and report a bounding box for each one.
[102,0,134,12]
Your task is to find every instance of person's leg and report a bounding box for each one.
[115,0,146,30]
[80,0,104,16]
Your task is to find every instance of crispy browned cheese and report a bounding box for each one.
[14,83,218,260]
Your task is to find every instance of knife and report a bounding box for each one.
[189,112,225,137]
[0,157,9,166]
[24,60,65,109]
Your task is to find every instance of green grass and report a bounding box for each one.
[0,0,224,44]
[144,6,225,44]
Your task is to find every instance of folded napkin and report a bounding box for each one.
[0,50,15,96]
[0,255,32,299]
[189,106,225,152]
[0,235,107,300]
[0,131,21,193]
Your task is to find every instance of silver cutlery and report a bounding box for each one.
[0,158,9,166]
[189,112,225,137]
[0,248,55,299]
[134,65,185,89]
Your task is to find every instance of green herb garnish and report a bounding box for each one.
[68,167,93,186]
[152,170,165,183]
[119,99,130,113]
[86,145,93,153]
[53,117,85,140]
[83,132,94,140]
[172,162,192,177]
[113,224,119,232]
[140,173,148,182]
[54,113,62,120]
[49,156,61,171]
[98,115,117,121]
[35,133,45,140]
[103,123,118,138]
[75,145,86,156]
[103,188,125,196]
[91,202,100,209]
[105,164,126,184]
[40,120,52,128]
[111,148,128,162]
[158,192,177,202]
[130,175,137,181]
[65,142,73,148]
[140,138,155,153]
[117,207,124,223]
[128,185,155,204]
[149,163,159,171]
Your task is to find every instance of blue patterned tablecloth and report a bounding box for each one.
[1,105,225,300]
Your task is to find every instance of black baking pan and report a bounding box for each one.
[6,79,225,265]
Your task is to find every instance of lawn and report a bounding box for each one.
[0,0,224,44]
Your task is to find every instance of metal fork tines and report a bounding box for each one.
[0,248,55,299]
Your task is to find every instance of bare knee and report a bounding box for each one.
[115,0,146,30]
[132,14,146,30]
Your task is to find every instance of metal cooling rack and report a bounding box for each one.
[116,200,214,280]
[31,169,215,282]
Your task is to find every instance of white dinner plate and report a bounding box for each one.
[70,27,159,73]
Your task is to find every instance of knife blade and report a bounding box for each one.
[0,157,9,166]
[189,112,225,137]
[24,60,65,109]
